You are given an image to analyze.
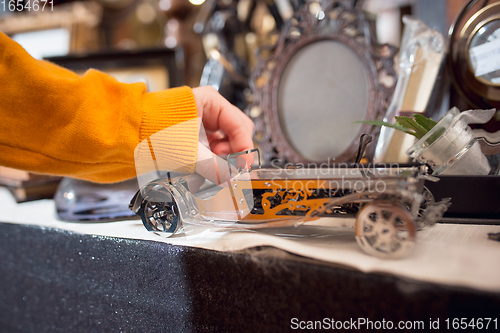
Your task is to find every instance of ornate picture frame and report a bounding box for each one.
[248,1,397,166]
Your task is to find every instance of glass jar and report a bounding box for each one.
[406,108,491,175]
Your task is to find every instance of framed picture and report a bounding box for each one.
[45,47,185,91]
[248,1,397,166]
[0,2,102,59]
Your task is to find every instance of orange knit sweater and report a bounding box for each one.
[0,32,199,183]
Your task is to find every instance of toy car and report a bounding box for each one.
[129,149,449,258]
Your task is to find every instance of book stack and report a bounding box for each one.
[0,167,62,203]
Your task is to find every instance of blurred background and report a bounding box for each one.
[0,0,469,89]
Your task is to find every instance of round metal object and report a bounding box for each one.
[355,200,416,258]
[449,0,500,108]
[138,185,180,237]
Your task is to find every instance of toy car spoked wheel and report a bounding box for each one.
[138,185,180,237]
[355,200,416,258]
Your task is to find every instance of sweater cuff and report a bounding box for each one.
[136,86,199,176]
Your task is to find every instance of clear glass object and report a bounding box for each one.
[54,178,138,222]
[406,107,493,175]
[374,16,445,163]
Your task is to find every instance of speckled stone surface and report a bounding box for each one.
[1,222,499,332]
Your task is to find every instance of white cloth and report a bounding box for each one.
[1,187,499,293]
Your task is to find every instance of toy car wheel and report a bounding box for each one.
[355,200,416,258]
[138,185,180,237]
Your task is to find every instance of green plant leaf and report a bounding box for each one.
[414,114,437,131]
[356,114,439,140]
[426,127,446,144]
[395,116,428,139]
[355,120,419,138]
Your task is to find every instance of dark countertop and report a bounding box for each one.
[1,222,499,332]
